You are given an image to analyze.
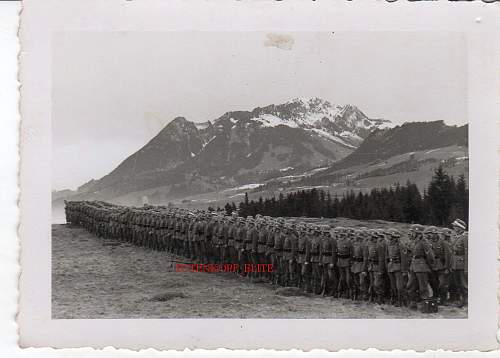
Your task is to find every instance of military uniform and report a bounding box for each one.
[152,212,160,250]
[306,227,322,294]
[198,217,208,261]
[385,229,406,306]
[265,222,276,283]
[218,218,229,265]
[205,215,217,263]
[64,200,468,311]
[179,217,188,256]
[272,223,285,285]
[427,227,452,305]
[165,214,174,253]
[157,214,168,251]
[255,219,269,280]
[282,225,297,287]
[336,227,352,298]
[451,219,468,307]
[226,216,239,266]
[301,226,313,292]
[211,217,222,264]
[319,226,337,297]
[244,219,258,280]
[366,230,386,303]
[296,224,308,291]
[351,230,368,300]
[407,225,435,308]
[235,219,247,275]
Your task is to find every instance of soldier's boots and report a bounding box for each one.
[290,271,298,287]
[351,288,359,301]
[270,270,276,285]
[408,293,419,310]
[324,287,335,297]
[338,289,346,299]
[305,279,313,294]
[316,280,324,296]
[311,277,318,294]
[265,270,272,284]
[395,294,406,307]
[437,288,449,306]
[336,284,343,299]
[346,288,352,300]
[321,279,330,297]
[457,293,466,308]
[442,296,453,306]
[189,243,194,258]
[289,272,297,288]
[342,287,350,299]
[274,269,281,285]
[329,287,337,298]
[448,291,459,303]
[295,267,302,288]
[368,289,375,303]
[402,293,410,307]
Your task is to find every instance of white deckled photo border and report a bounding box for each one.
[17,0,500,352]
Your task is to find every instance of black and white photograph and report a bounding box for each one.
[51,31,469,319]
[16,0,499,351]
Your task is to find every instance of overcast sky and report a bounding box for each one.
[52,31,467,191]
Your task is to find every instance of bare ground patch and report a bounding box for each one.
[150,292,188,302]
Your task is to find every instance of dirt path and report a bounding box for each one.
[52,224,467,319]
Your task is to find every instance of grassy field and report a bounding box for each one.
[52,223,467,319]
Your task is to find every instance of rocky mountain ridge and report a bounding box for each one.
[67,98,390,201]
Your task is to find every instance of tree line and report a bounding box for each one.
[223,166,468,226]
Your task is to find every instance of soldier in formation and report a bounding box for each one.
[64,200,469,310]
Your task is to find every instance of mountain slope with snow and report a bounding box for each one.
[59,98,391,202]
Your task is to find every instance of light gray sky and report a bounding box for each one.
[52,31,467,191]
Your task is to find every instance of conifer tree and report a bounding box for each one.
[233,167,467,226]
[427,166,454,226]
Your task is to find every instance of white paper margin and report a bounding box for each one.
[14,0,500,354]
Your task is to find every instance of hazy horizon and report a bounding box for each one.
[52,31,468,191]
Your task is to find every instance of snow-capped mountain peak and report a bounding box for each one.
[240,97,391,146]
[70,98,393,201]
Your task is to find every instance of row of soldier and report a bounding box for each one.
[65,200,468,309]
